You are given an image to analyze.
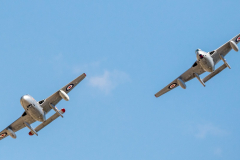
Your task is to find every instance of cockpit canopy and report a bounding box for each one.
[195,49,201,54]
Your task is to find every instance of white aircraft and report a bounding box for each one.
[0,73,86,141]
[155,34,240,98]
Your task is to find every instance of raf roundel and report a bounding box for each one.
[0,133,7,138]
[169,83,177,89]
[66,84,74,91]
[236,36,240,42]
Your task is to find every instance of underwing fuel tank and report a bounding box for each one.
[59,90,70,101]
[230,41,239,52]
[177,78,186,89]
[7,128,16,139]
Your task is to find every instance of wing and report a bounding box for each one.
[40,73,86,113]
[155,61,205,97]
[211,33,240,64]
[0,112,35,140]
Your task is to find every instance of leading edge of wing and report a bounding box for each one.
[155,62,205,98]
[212,33,240,64]
[42,73,86,113]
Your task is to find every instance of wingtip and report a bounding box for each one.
[84,73,86,77]
[29,131,33,136]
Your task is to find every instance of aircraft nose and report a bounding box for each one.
[196,51,204,60]
[20,95,30,107]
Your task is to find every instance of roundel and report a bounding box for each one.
[0,133,7,138]
[236,36,240,42]
[169,83,177,89]
[66,84,74,91]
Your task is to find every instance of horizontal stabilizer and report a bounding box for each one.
[203,64,227,83]
[29,108,65,136]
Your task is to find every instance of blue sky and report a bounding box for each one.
[0,1,240,160]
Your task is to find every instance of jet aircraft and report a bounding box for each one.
[0,73,86,141]
[155,34,240,97]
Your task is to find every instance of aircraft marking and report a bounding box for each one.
[236,36,240,42]
[66,84,74,91]
[169,83,177,89]
[0,133,7,138]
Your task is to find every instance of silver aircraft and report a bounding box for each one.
[0,73,86,141]
[155,34,240,98]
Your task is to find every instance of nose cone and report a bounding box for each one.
[195,49,202,54]
[20,95,31,107]
[196,50,205,60]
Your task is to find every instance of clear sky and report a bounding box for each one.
[0,1,240,160]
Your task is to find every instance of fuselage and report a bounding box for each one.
[195,49,215,72]
[20,95,46,122]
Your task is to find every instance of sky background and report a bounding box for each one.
[0,1,240,160]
